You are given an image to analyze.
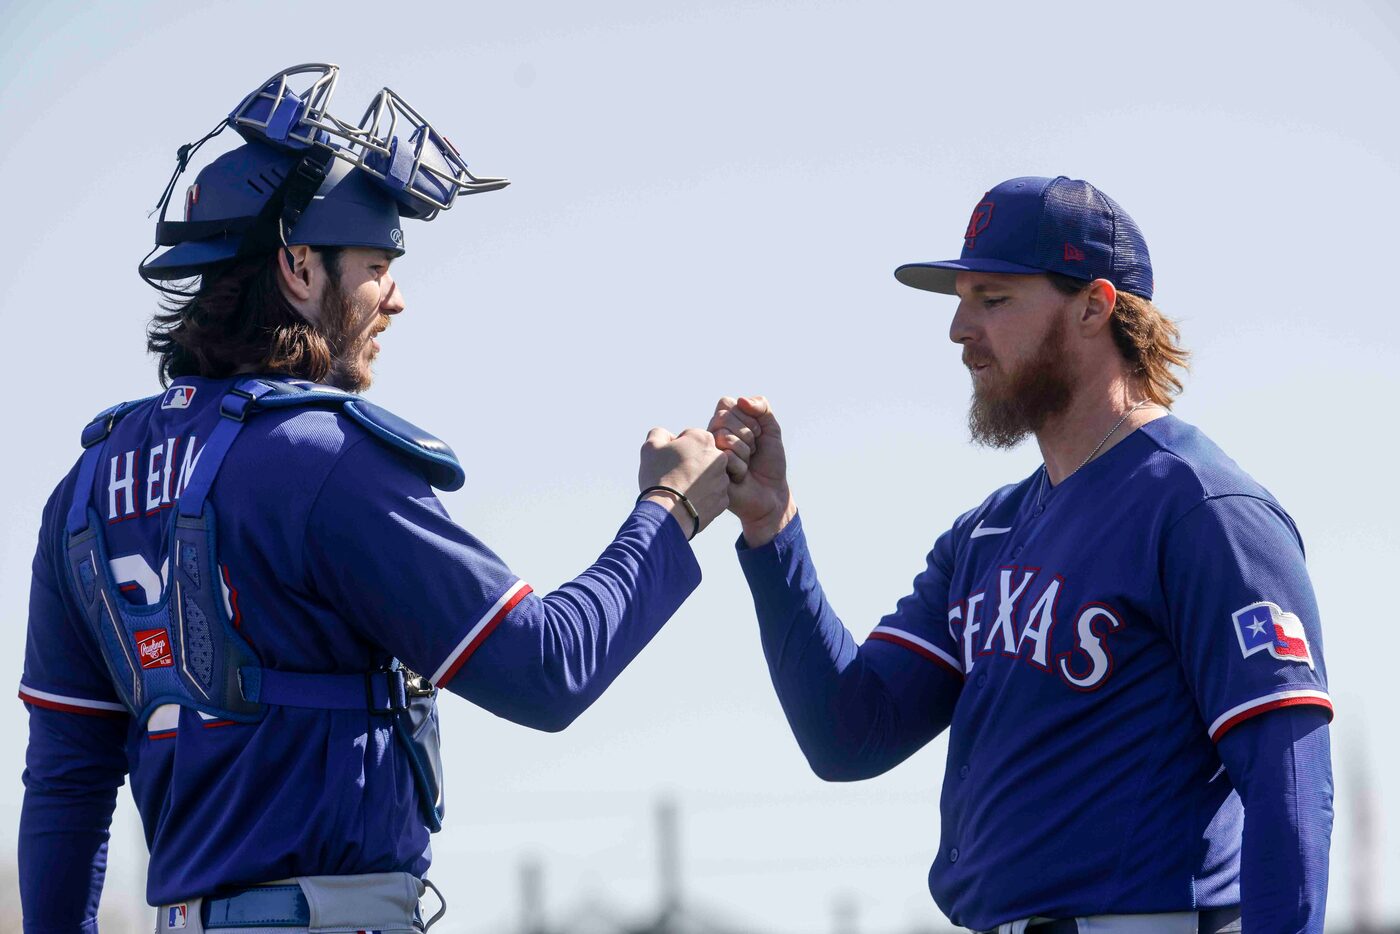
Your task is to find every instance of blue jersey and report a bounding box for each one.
[737,415,1332,930]
[20,375,701,918]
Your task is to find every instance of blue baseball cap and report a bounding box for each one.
[141,141,405,281]
[894,176,1154,300]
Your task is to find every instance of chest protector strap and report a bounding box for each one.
[63,378,449,830]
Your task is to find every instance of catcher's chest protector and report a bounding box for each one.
[61,378,462,830]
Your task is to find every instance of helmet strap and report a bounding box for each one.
[233,146,335,260]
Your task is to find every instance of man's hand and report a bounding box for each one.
[639,427,730,539]
[709,396,797,548]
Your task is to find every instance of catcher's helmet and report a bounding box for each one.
[141,143,405,281]
[140,63,507,286]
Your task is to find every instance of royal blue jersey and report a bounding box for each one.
[20,375,701,922]
[737,415,1332,931]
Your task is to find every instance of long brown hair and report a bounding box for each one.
[1047,273,1189,406]
[147,248,343,387]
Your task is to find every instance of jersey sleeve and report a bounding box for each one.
[867,523,965,680]
[304,435,703,730]
[303,437,530,684]
[1216,706,1333,933]
[1159,494,1331,742]
[19,477,129,719]
[19,476,130,930]
[736,513,962,781]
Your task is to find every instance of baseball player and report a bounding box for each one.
[18,64,728,933]
[710,177,1333,932]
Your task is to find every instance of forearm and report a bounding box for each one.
[457,501,701,730]
[1217,707,1333,933]
[19,707,128,932]
[737,514,955,780]
[20,786,119,933]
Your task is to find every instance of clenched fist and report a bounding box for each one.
[709,396,797,547]
[638,427,730,539]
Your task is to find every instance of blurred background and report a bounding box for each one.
[1,0,1396,931]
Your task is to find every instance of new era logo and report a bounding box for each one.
[1063,242,1085,262]
[1232,601,1314,670]
[162,386,196,410]
[136,629,174,669]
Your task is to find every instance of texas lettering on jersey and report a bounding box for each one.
[105,434,204,521]
[948,566,1123,691]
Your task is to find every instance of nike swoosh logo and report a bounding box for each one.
[970,521,1012,539]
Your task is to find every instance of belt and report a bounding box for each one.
[979,905,1243,934]
[203,884,309,928]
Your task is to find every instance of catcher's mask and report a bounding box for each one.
[140,63,508,289]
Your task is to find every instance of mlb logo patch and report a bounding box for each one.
[167,903,187,929]
[162,386,196,410]
[135,629,174,669]
[1232,601,1314,670]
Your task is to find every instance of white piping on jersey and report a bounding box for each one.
[431,579,531,684]
[869,625,964,673]
[18,684,127,713]
[1208,688,1332,741]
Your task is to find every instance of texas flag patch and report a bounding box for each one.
[1233,601,1314,669]
[162,386,196,410]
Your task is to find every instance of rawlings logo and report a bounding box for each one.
[964,200,994,249]
[136,629,174,669]
[390,228,404,248]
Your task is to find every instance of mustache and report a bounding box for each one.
[962,348,996,368]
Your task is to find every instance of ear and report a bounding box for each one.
[276,245,317,306]
[1076,278,1118,337]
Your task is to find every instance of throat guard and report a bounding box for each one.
[61,378,458,829]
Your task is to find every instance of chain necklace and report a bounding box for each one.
[1075,398,1155,475]
[1036,399,1155,510]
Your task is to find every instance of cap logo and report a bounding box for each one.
[390,228,403,248]
[1063,242,1085,262]
[184,184,199,221]
[964,200,994,249]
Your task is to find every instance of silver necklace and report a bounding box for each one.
[1074,398,1154,475]
[1036,399,1155,509]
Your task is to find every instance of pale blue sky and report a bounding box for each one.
[1,1,1397,931]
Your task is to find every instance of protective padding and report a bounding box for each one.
[63,379,453,829]
[65,507,264,724]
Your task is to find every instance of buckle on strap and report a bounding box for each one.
[81,412,117,448]
[365,667,435,714]
[366,669,410,714]
[220,387,257,422]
